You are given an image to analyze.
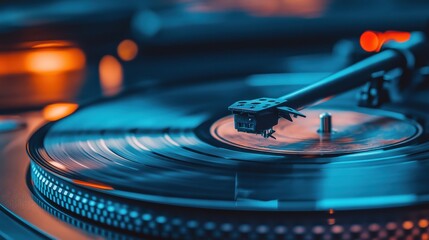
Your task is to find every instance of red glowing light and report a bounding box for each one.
[360,31,411,52]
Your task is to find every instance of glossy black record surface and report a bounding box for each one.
[28,79,429,213]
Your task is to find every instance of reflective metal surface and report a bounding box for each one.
[0,112,97,239]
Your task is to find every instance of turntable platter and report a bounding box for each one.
[28,79,429,211]
[26,79,429,238]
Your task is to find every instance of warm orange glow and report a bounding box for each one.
[117,39,138,61]
[72,180,114,190]
[329,208,334,214]
[0,41,85,75]
[402,221,414,230]
[31,40,74,49]
[423,233,429,240]
[419,219,429,228]
[25,49,85,73]
[43,103,79,121]
[0,41,86,109]
[360,31,411,52]
[99,55,123,96]
[328,218,335,225]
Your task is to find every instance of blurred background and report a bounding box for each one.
[0,0,428,113]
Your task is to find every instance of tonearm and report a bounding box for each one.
[228,31,428,138]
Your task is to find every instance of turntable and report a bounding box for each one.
[1,1,429,240]
[20,30,429,240]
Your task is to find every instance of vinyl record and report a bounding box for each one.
[28,79,429,239]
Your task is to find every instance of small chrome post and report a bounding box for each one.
[319,112,332,134]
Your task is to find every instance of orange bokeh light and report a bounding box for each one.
[72,179,114,190]
[419,219,429,228]
[402,221,414,230]
[117,39,138,61]
[25,49,85,73]
[42,103,79,121]
[0,41,85,75]
[360,31,411,52]
[99,55,123,96]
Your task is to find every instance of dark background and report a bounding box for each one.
[0,0,428,111]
